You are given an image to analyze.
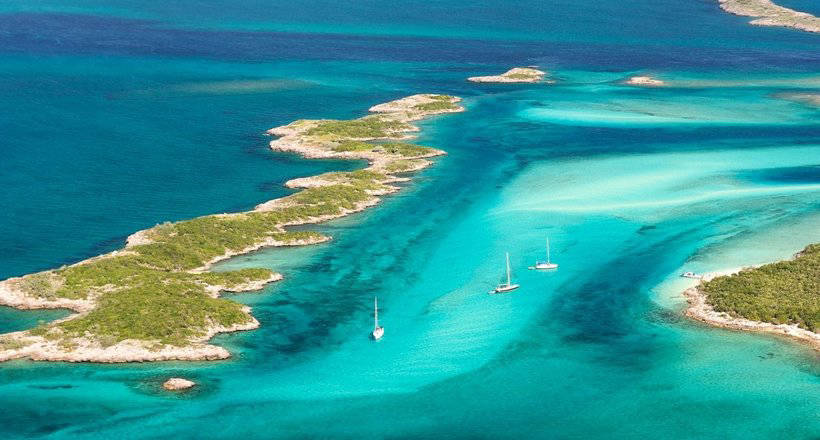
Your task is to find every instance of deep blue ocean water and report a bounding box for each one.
[0,1,819,439]
[774,0,820,16]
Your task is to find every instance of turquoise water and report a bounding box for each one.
[1,1,819,439]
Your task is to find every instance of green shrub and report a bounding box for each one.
[17,272,61,300]
[288,185,371,209]
[380,143,434,157]
[0,336,25,351]
[58,280,252,346]
[384,159,427,173]
[332,141,377,152]
[414,101,459,111]
[506,73,539,80]
[316,170,389,191]
[307,116,411,139]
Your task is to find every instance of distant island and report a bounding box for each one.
[622,75,665,87]
[468,67,549,83]
[685,244,820,351]
[718,0,820,33]
[0,93,464,363]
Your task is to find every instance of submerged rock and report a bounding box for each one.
[163,377,196,391]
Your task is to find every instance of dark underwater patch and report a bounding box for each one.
[28,384,74,390]
[740,165,820,184]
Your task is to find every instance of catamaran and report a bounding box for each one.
[529,238,558,270]
[491,252,520,294]
[371,296,384,340]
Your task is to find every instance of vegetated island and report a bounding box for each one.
[622,75,665,87]
[717,0,820,33]
[0,93,464,363]
[468,67,549,84]
[685,244,820,351]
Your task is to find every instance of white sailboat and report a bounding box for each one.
[491,252,520,294]
[529,238,558,270]
[371,296,384,340]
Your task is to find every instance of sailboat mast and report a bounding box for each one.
[547,238,551,264]
[506,252,511,286]
[374,297,379,330]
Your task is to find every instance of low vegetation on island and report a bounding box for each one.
[718,0,820,33]
[0,93,464,363]
[467,67,549,84]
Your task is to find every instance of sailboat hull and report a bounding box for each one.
[529,238,558,271]
[530,262,558,270]
[490,284,520,294]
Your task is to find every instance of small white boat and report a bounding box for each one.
[529,238,558,270]
[491,252,520,294]
[680,271,702,280]
[371,296,384,340]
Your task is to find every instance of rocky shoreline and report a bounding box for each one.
[718,0,820,33]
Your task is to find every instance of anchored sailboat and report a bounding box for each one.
[371,296,384,340]
[529,238,558,270]
[491,252,520,294]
